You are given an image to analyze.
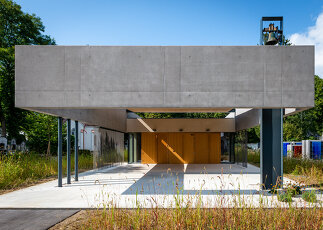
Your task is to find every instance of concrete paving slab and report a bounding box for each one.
[0,164,321,209]
[0,209,78,230]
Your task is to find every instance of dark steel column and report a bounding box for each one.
[67,119,71,184]
[129,133,133,163]
[58,117,63,187]
[74,121,79,181]
[261,109,283,189]
[229,133,235,163]
[133,133,137,163]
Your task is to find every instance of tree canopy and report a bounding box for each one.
[0,0,55,143]
[283,75,323,141]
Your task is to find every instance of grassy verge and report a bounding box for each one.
[248,149,323,187]
[0,152,93,192]
[51,208,323,229]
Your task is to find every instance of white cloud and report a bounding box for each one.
[289,12,323,77]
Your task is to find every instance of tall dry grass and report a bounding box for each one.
[66,207,322,229]
[0,152,93,190]
[248,149,323,186]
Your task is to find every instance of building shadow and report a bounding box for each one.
[122,164,263,195]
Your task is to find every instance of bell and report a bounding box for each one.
[265,32,278,45]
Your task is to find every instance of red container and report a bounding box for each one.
[293,145,302,158]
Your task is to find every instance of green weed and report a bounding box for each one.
[302,190,318,203]
[0,152,93,190]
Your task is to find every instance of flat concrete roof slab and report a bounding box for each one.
[16,46,314,110]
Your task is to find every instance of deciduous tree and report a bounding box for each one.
[0,0,55,142]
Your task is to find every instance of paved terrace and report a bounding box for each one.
[0,164,321,208]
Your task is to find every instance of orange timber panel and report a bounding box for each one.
[142,132,221,164]
[141,133,157,164]
[157,133,169,163]
[183,133,194,163]
[194,133,209,163]
[209,133,221,164]
[183,133,194,164]
[167,133,184,164]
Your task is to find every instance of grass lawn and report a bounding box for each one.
[0,152,93,194]
[248,150,323,188]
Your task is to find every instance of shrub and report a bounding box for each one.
[302,190,318,203]
[277,192,293,203]
[287,185,302,196]
[79,149,91,155]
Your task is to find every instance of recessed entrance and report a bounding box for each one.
[141,133,221,164]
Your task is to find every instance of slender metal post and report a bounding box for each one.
[58,117,63,187]
[229,133,235,163]
[75,121,79,181]
[129,134,133,163]
[134,133,137,163]
[280,18,283,45]
[260,18,263,45]
[67,119,71,184]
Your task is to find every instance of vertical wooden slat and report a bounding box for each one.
[168,133,184,164]
[209,133,221,163]
[183,133,194,163]
[195,133,209,163]
[157,133,169,163]
[141,133,157,163]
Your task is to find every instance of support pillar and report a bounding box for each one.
[75,121,79,181]
[58,117,63,187]
[133,133,137,163]
[67,119,71,184]
[229,133,235,163]
[260,109,283,189]
[129,133,133,163]
[306,140,311,159]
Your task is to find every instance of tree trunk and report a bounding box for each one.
[0,105,6,137]
[46,133,51,156]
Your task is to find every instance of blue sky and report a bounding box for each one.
[15,0,323,75]
[15,0,322,45]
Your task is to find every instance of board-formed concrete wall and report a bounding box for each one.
[15,45,314,109]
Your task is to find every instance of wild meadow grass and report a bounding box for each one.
[54,163,322,230]
[248,150,323,187]
[63,206,322,229]
[52,181,323,229]
[65,180,322,229]
[0,152,93,190]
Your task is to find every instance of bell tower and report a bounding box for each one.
[260,16,284,189]
[260,17,283,45]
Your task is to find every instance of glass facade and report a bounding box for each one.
[234,130,248,167]
[93,128,125,168]
[128,133,141,163]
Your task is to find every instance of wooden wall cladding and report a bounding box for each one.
[141,133,157,163]
[141,132,221,164]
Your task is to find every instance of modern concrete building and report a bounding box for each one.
[15,45,314,189]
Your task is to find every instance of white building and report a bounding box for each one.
[71,122,99,151]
